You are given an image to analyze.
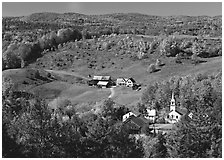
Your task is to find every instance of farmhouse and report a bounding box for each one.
[116,77,136,87]
[125,78,136,87]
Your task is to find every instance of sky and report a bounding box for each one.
[2,2,222,17]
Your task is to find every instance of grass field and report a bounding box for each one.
[3,55,221,112]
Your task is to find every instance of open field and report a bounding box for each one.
[3,55,221,109]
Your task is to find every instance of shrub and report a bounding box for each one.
[147,64,157,73]
[191,53,199,65]
[155,59,163,67]
[175,54,182,63]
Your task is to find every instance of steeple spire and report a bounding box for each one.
[171,92,174,100]
[170,92,176,111]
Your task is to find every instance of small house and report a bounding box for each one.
[125,78,136,87]
[145,108,156,123]
[123,111,141,122]
[123,115,150,134]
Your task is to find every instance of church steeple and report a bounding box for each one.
[170,92,176,111]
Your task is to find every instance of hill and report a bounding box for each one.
[2,12,222,112]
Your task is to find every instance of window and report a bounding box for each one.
[176,116,178,119]
[171,115,173,119]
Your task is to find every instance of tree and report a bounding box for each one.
[3,47,21,69]
[175,53,182,63]
[82,118,144,158]
[137,103,147,114]
[18,43,32,68]
[155,59,163,66]
[151,133,168,158]
[191,53,199,65]
[159,36,181,57]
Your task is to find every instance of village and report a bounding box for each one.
[121,92,193,135]
[86,75,192,135]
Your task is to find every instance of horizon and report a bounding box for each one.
[2,2,222,17]
[2,11,222,18]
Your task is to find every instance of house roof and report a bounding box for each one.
[128,77,136,83]
[101,76,111,80]
[125,115,147,128]
[93,76,103,80]
[93,76,111,81]
[97,81,109,86]
[147,109,156,116]
[117,78,126,82]
[131,110,141,117]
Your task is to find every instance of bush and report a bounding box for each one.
[175,54,182,63]
[155,59,163,67]
[147,64,157,73]
[191,53,199,65]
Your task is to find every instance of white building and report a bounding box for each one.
[167,93,184,123]
[122,112,136,122]
[116,78,126,86]
[125,78,136,87]
[145,108,156,123]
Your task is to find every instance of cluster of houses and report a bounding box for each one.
[122,93,190,134]
[88,75,141,90]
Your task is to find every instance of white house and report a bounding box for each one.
[145,108,156,122]
[116,77,136,87]
[125,78,136,87]
[122,112,137,122]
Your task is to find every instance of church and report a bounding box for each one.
[166,92,185,123]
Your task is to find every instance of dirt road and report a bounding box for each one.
[45,69,91,80]
[108,87,115,98]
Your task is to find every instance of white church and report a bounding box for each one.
[166,92,184,123]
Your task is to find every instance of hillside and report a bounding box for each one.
[2,12,222,111]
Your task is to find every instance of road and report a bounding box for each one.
[45,69,91,81]
[108,87,115,98]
